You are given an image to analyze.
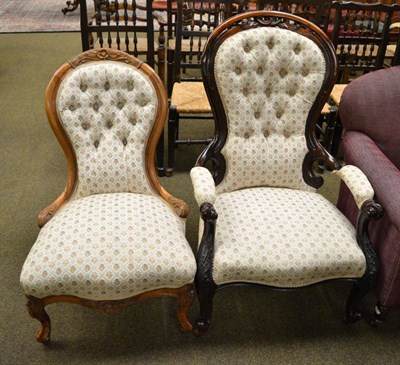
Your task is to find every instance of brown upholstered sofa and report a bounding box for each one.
[337,66,400,321]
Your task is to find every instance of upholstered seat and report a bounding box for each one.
[190,11,383,335]
[212,188,365,287]
[20,49,196,343]
[21,193,196,301]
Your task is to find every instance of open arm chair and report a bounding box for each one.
[20,49,196,343]
[190,11,383,335]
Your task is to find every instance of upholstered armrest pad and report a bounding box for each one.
[342,131,400,229]
[333,165,374,209]
[190,167,216,206]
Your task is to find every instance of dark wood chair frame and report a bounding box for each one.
[330,1,400,83]
[25,49,194,344]
[165,0,245,176]
[194,10,383,335]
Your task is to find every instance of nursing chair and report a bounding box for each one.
[191,11,383,335]
[20,49,196,343]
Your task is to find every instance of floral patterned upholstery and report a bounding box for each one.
[213,27,326,194]
[56,61,157,199]
[20,193,196,300]
[333,165,374,208]
[212,187,366,287]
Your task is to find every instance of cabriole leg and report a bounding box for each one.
[177,285,195,332]
[195,280,216,336]
[26,296,51,344]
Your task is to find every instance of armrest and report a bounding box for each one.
[190,167,216,206]
[342,131,400,230]
[333,165,374,209]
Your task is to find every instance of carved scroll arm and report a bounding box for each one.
[356,199,383,282]
[196,203,218,291]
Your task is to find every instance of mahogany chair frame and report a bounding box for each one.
[194,11,383,335]
[26,49,194,343]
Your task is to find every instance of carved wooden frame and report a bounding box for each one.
[194,11,383,335]
[27,49,193,343]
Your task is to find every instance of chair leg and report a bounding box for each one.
[156,129,165,177]
[345,276,375,323]
[369,302,391,326]
[167,105,178,177]
[194,281,216,336]
[330,113,343,159]
[176,285,195,332]
[26,296,51,344]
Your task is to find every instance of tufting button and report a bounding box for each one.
[130,118,137,126]
[243,88,249,96]
[80,84,87,92]
[69,105,75,111]
[302,68,310,76]
[288,88,297,96]
[94,140,99,148]
[276,110,283,119]
[93,103,99,111]
[106,121,113,129]
[263,130,269,138]
[267,40,274,49]
[284,130,291,138]
[244,44,251,53]
[244,132,250,139]
[254,111,261,119]
[104,81,110,90]
[265,88,272,97]
[294,44,301,54]
[279,69,288,78]
[122,138,127,146]
[139,99,147,107]
[117,101,124,109]
[235,67,242,75]
[257,67,263,75]
[82,122,89,130]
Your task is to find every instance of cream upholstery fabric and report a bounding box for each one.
[212,187,366,287]
[190,167,216,206]
[20,193,196,300]
[333,165,374,209]
[57,61,157,199]
[213,27,326,194]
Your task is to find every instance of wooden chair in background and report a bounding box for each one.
[166,0,245,176]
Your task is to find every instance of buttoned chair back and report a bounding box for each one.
[200,10,337,192]
[54,51,160,200]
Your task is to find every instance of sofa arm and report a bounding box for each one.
[190,167,216,206]
[333,165,374,209]
[341,131,400,230]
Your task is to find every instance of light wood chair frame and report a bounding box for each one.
[26,49,194,344]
